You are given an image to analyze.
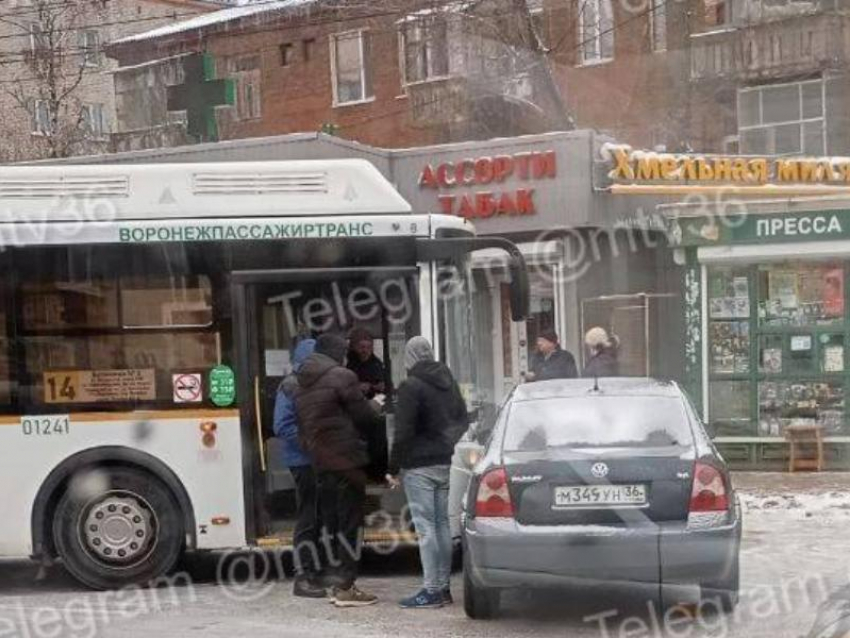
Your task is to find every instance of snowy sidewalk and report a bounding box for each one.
[733,471,850,493]
[732,471,850,517]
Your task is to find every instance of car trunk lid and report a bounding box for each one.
[505,446,696,526]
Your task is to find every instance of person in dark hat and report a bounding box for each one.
[346,327,389,481]
[525,330,578,382]
[294,333,380,607]
[346,327,387,400]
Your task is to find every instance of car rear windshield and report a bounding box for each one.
[503,396,694,451]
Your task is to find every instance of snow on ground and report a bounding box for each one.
[735,471,850,519]
[739,490,850,518]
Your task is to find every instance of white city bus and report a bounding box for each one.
[0,160,527,589]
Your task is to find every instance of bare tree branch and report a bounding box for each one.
[0,0,107,160]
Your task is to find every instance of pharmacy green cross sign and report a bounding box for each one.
[167,53,235,142]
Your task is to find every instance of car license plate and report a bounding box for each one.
[553,484,647,509]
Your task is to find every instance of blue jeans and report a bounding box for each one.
[403,465,452,593]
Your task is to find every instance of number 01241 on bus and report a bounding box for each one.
[21,416,70,436]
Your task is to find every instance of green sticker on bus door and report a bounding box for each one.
[209,365,236,407]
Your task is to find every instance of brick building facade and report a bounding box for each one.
[106,0,850,158]
[107,0,570,152]
[0,0,214,162]
[539,0,696,151]
[687,0,850,156]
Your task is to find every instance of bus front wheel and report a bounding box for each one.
[53,466,184,590]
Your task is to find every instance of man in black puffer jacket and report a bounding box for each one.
[294,333,379,607]
[387,336,468,609]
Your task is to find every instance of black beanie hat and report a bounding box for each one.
[315,333,347,364]
[539,330,559,345]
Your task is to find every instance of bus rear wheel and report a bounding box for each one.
[53,467,184,590]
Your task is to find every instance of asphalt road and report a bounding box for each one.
[1,480,849,638]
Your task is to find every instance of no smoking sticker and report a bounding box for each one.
[173,373,203,404]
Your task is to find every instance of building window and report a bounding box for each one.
[399,16,449,85]
[529,6,547,46]
[706,262,849,438]
[578,0,614,65]
[28,23,46,57]
[650,0,667,52]
[303,38,315,62]
[78,30,101,67]
[331,30,372,105]
[225,55,262,121]
[758,263,844,329]
[280,43,293,67]
[31,99,52,135]
[704,0,730,26]
[738,79,825,155]
[81,103,108,139]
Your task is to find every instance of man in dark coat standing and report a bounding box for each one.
[294,333,379,607]
[526,331,578,382]
[386,337,468,609]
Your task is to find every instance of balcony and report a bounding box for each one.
[690,13,850,82]
[407,76,471,127]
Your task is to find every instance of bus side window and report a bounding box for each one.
[19,272,224,410]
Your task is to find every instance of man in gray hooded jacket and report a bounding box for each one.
[387,337,468,609]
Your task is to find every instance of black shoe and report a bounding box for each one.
[442,588,453,605]
[293,578,328,599]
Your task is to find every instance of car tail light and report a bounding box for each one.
[689,462,729,512]
[475,468,515,518]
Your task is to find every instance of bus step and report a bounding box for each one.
[256,528,418,548]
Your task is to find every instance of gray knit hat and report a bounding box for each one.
[404,336,434,371]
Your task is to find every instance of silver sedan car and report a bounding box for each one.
[461,378,742,619]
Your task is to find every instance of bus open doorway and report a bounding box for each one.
[232,268,422,549]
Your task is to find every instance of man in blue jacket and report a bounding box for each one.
[273,338,325,598]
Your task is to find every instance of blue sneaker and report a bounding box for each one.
[442,588,453,605]
[399,589,444,609]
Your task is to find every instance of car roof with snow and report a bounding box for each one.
[511,378,682,403]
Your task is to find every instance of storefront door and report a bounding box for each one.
[487,263,563,404]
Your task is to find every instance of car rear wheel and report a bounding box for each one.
[700,555,740,613]
[463,552,500,619]
[53,466,185,590]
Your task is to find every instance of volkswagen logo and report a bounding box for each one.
[591,462,609,479]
